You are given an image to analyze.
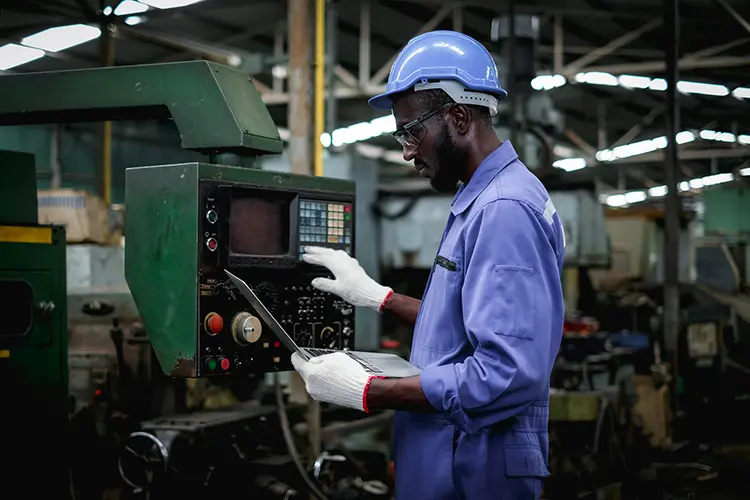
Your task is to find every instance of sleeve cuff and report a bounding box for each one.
[420,364,478,435]
[378,289,394,312]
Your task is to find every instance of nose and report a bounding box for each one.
[402,146,417,162]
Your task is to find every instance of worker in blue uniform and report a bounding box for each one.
[292,30,566,499]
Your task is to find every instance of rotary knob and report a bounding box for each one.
[231,311,262,346]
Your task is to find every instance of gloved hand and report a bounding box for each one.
[301,246,393,312]
[291,352,381,412]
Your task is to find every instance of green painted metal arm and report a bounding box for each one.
[0,60,283,156]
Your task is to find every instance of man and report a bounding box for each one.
[292,30,565,499]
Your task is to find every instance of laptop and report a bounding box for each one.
[224,270,421,378]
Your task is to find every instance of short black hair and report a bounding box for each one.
[391,88,493,127]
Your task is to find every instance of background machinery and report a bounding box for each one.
[0,60,391,500]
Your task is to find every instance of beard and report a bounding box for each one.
[429,122,468,193]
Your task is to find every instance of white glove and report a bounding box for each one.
[301,246,393,312]
[291,351,380,412]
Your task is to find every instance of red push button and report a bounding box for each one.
[204,312,223,335]
[220,357,230,371]
[206,237,218,251]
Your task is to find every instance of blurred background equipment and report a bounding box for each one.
[0,150,69,498]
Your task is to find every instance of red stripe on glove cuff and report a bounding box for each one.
[362,375,385,413]
[379,289,394,313]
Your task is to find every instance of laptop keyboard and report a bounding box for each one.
[305,348,383,374]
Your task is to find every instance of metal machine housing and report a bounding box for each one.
[125,163,357,377]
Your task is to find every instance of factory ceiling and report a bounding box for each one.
[2,0,750,199]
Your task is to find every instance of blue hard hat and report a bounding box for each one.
[368,30,507,115]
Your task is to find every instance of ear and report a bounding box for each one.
[450,104,471,136]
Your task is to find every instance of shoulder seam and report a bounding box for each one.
[471,197,545,220]
[464,197,547,232]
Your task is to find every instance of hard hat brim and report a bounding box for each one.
[368,82,507,111]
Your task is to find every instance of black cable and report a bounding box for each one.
[371,194,423,221]
[274,373,329,500]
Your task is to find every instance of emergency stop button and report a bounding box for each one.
[204,312,223,335]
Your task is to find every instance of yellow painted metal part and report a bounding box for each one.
[314,0,325,177]
[0,225,52,244]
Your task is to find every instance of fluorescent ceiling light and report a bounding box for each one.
[618,74,651,89]
[740,168,750,176]
[552,157,587,172]
[370,115,397,134]
[699,129,736,142]
[624,191,647,204]
[125,16,145,25]
[606,171,736,208]
[732,87,750,99]
[605,194,628,207]
[649,78,667,91]
[676,131,695,144]
[648,185,667,197]
[139,0,203,8]
[701,173,734,186]
[325,115,396,148]
[22,24,100,53]
[739,135,750,145]
[115,0,150,15]
[0,43,44,70]
[575,71,619,86]
[597,136,666,162]
[677,80,729,97]
[531,74,566,91]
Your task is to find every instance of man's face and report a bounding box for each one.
[392,95,468,193]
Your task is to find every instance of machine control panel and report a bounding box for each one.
[196,180,356,375]
[197,275,355,375]
[298,199,353,259]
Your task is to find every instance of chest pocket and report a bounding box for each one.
[414,252,466,354]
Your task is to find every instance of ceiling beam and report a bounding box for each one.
[609,147,750,164]
[684,37,750,60]
[715,0,750,35]
[570,55,750,74]
[561,19,662,77]
[369,3,454,85]
[611,106,666,147]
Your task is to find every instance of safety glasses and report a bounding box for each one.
[392,101,454,150]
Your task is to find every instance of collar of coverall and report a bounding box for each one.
[450,140,519,216]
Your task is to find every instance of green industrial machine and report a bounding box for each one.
[125,164,356,377]
[0,150,68,496]
[0,60,357,383]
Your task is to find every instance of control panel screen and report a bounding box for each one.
[229,196,290,255]
[298,199,353,259]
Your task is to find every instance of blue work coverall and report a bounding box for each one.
[393,141,566,499]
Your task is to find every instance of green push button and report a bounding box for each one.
[206,210,218,224]
[207,358,217,371]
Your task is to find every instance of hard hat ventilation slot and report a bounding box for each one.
[414,79,499,117]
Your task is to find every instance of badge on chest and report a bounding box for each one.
[434,255,458,272]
